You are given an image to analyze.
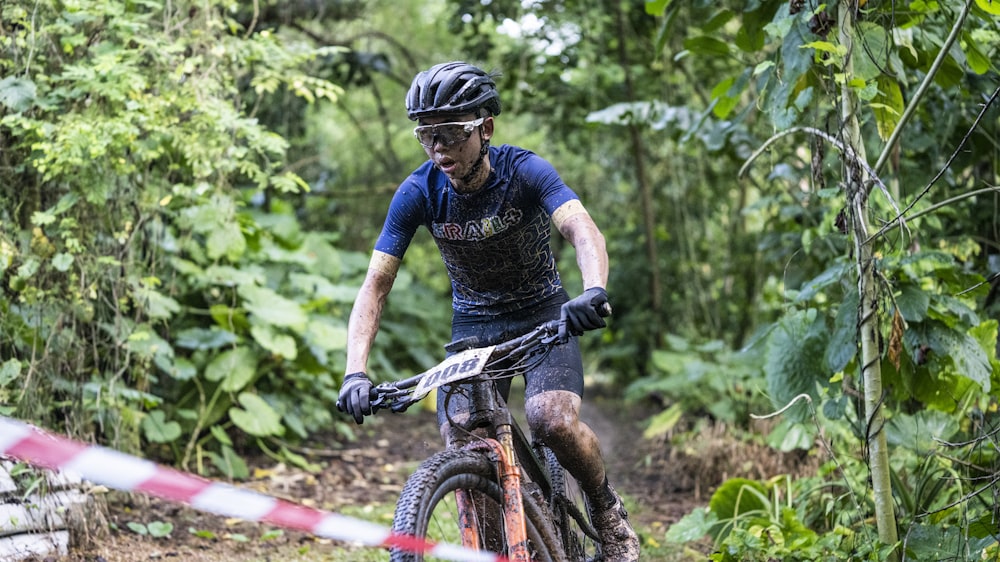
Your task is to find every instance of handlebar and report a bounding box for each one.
[366,303,611,414]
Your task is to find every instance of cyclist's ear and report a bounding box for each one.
[481,116,494,141]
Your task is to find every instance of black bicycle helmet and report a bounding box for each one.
[405,61,502,121]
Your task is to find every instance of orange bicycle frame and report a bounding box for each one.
[456,431,530,561]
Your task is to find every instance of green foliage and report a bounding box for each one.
[127,520,174,538]
[667,399,1000,560]
[880,251,996,410]
[763,309,833,422]
[0,0,448,478]
[0,5,998,561]
[631,1,1000,560]
[626,334,770,430]
[667,475,864,561]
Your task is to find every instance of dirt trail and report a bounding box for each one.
[53,389,716,561]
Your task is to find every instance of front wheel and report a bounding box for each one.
[391,448,565,562]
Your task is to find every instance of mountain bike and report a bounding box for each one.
[367,318,605,562]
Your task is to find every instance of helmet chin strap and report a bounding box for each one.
[458,128,490,186]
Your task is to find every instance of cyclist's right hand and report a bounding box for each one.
[560,287,610,340]
[336,372,373,424]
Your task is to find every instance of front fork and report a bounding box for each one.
[455,427,530,561]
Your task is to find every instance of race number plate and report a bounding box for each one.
[412,346,497,400]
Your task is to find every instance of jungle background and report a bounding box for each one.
[1,0,999,560]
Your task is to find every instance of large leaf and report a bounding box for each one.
[180,202,225,235]
[586,101,697,137]
[961,31,993,74]
[851,22,890,81]
[794,261,850,303]
[825,289,859,373]
[0,359,21,387]
[645,0,672,15]
[896,284,930,322]
[970,320,1000,391]
[975,0,1000,15]
[735,3,780,53]
[684,36,731,57]
[134,285,181,320]
[229,393,284,437]
[154,355,197,381]
[204,346,258,393]
[927,323,992,392]
[711,76,740,119]
[174,327,238,350]
[885,410,958,455]
[642,403,684,439]
[303,319,348,360]
[906,523,997,561]
[203,265,265,287]
[0,76,36,112]
[250,323,298,360]
[872,75,904,141]
[239,284,308,331]
[764,309,829,421]
[901,320,991,405]
[707,478,771,540]
[665,508,717,543]
[206,221,247,261]
[142,410,182,443]
[766,418,816,452]
[288,273,359,303]
[126,328,173,362]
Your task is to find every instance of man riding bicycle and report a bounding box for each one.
[337,61,640,561]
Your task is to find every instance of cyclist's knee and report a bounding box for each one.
[525,391,581,442]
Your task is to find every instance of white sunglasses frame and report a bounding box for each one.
[413,117,486,148]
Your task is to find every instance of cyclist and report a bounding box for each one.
[337,61,640,561]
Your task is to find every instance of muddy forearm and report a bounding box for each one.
[554,201,609,291]
[345,252,399,375]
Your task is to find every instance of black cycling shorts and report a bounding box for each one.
[436,291,585,427]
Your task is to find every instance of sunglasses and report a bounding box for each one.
[413,117,485,148]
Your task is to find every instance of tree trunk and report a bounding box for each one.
[615,0,662,344]
[838,2,900,558]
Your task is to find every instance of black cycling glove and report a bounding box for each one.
[560,287,610,339]
[337,372,373,424]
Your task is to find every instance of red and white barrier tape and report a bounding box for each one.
[0,415,505,562]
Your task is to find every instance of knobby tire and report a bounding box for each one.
[541,445,601,561]
[391,448,565,562]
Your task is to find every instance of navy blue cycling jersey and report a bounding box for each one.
[374,144,580,316]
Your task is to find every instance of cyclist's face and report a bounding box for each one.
[418,114,493,182]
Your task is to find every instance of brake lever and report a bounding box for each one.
[541,331,569,346]
[540,319,569,346]
[390,399,414,413]
[369,382,409,412]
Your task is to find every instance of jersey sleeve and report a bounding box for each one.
[373,180,426,259]
[520,151,580,216]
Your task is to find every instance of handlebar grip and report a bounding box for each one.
[599,301,613,317]
[445,335,480,353]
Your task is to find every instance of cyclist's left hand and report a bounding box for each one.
[560,287,609,338]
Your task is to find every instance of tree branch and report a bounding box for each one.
[868,85,1000,243]
[739,126,906,233]
[871,0,974,178]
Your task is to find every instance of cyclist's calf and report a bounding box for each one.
[525,390,606,495]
